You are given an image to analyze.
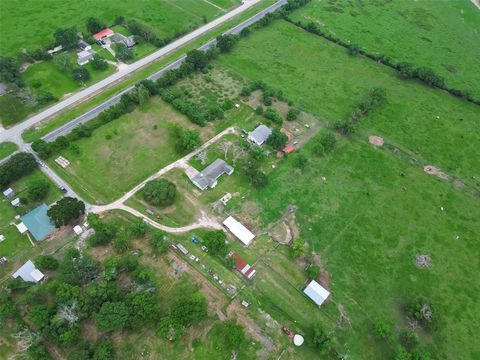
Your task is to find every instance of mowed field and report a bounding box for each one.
[0,0,241,56]
[48,98,202,204]
[215,19,480,359]
[218,21,480,182]
[289,0,480,98]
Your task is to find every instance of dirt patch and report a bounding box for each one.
[423,165,449,180]
[80,318,100,342]
[226,301,278,359]
[272,100,290,119]
[245,89,263,110]
[368,135,384,147]
[268,205,300,245]
[312,253,331,291]
[336,303,352,329]
[453,179,465,189]
[415,254,432,268]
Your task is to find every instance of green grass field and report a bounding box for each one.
[0,0,240,57]
[289,0,480,98]
[213,18,480,359]
[218,21,480,182]
[0,142,18,160]
[48,98,201,204]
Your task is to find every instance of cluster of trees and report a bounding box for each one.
[47,197,85,227]
[143,179,176,207]
[0,152,38,188]
[172,125,201,154]
[243,146,269,189]
[240,79,288,106]
[203,231,229,256]
[312,132,337,156]
[289,19,480,105]
[267,128,288,150]
[335,87,387,135]
[0,56,24,86]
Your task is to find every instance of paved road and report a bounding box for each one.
[0,0,286,145]
[41,0,287,142]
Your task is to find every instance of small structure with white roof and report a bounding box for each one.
[303,280,330,306]
[3,188,14,197]
[15,222,28,234]
[73,225,83,235]
[223,216,255,246]
[11,197,20,207]
[77,50,94,65]
[12,260,44,283]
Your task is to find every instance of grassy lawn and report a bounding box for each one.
[218,20,480,181]
[289,0,480,98]
[0,170,62,260]
[126,169,199,228]
[47,98,201,204]
[0,142,18,160]
[0,0,228,57]
[0,94,32,127]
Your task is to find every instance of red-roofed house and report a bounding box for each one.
[93,29,114,41]
[230,252,256,280]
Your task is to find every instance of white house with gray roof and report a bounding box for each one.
[191,159,234,190]
[248,124,272,145]
[12,260,44,283]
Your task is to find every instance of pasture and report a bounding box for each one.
[212,17,480,359]
[289,0,480,98]
[0,142,17,160]
[218,20,480,181]
[0,0,241,56]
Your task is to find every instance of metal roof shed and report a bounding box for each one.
[3,188,14,197]
[12,260,44,283]
[303,280,330,306]
[20,204,55,241]
[223,216,255,246]
[15,222,28,234]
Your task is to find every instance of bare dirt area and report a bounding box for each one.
[423,165,449,180]
[268,205,300,245]
[312,253,331,291]
[368,135,384,147]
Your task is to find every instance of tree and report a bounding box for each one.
[174,127,201,153]
[320,132,336,153]
[170,293,208,327]
[114,43,133,62]
[397,62,416,79]
[57,250,99,286]
[185,49,208,70]
[264,108,282,124]
[129,217,148,237]
[291,238,305,258]
[203,231,228,256]
[54,27,79,49]
[149,231,168,254]
[94,302,128,332]
[218,320,246,350]
[313,325,334,355]
[73,67,90,82]
[306,265,320,279]
[90,55,108,71]
[130,84,150,106]
[48,197,85,227]
[348,43,361,56]
[0,56,22,85]
[53,52,74,72]
[267,129,288,150]
[87,17,105,34]
[35,255,58,271]
[293,153,308,170]
[374,321,393,341]
[93,338,115,360]
[127,292,160,328]
[400,330,419,350]
[216,34,238,53]
[28,179,50,201]
[112,228,131,254]
[287,108,300,121]
[0,152,38,188]
[143,179,176,207]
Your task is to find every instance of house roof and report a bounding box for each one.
[11,198,20,206]
[93,28,113,40]
[191,159,234,190]
[15,222,28,234]
[78,39,90,49]
[3,188,13,197]
[248,124,272,145]
[231,252,256,279]
[223,216,255,246]
[20,204,55,241]
[123,36,136,47]
[77,50,93,60]
[12,260,44,283]
[73,225,83,235]
[303,280,330,306]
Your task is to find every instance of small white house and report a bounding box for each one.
[12,260,44,283]
[248,125,272,146]
[73,225,83,235]
[303,280,330,306]
[11,197,20,207]
[3,188,14,197]
[223,216,255,246]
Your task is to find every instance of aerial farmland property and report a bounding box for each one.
[0,1,479,360]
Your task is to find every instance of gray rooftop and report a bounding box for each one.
[12,260,44,283]
[191,159,234,190]
[248,124,272,145]
[78,39,90,49]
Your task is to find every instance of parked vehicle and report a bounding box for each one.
[191,236,199,244]
[59,186,67,193]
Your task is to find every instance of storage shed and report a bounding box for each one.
[223,216,255,246]
[303,280,330,306]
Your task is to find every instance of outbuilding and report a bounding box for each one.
[93,28,114,41]
[303,280,330,306]
[73,225,83,235]
[223,216,255,246]
[15,222,28,235]
[78,39,92,51]
[11,198,20,207]
[12,260,44,283]
[3,188,14,197]
[77,50,94,65]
